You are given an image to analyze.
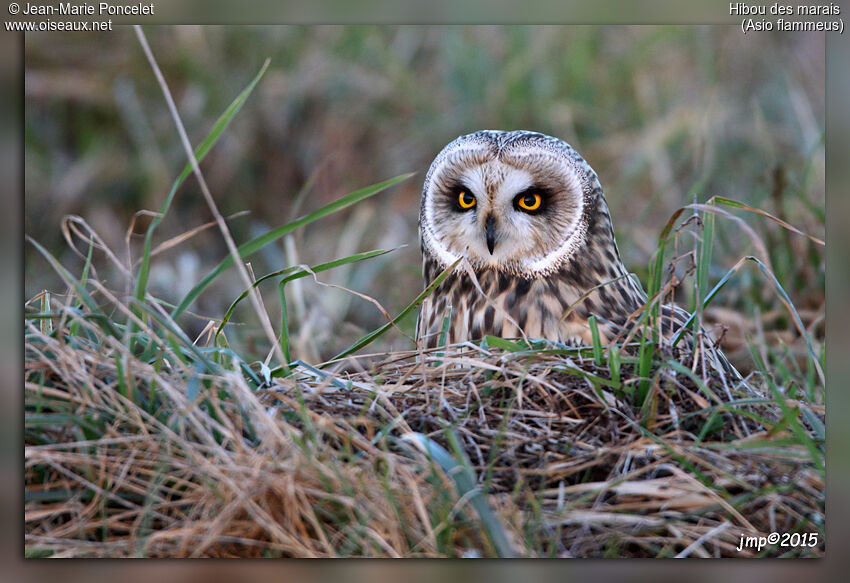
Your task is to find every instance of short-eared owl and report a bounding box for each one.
[416,130,712,361]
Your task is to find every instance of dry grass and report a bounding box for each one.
[25,282,824,557]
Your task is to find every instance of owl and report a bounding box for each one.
[416,130,728,373]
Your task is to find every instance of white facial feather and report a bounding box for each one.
[421,131,592,276]
[522,166,585,273]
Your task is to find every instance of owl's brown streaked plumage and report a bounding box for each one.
[415,130,726,373]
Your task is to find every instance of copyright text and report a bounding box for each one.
[12,3,154,16]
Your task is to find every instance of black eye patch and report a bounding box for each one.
[446,184,477,212]
[512,187,550,215]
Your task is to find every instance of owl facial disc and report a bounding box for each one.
[419,130,592,276]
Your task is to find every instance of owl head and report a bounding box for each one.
[419,130,606,276]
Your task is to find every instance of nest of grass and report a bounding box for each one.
[265,344,823,557]
[26,295,824,557]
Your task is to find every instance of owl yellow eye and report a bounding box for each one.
[457,191,476,209]
[517,193,542,212]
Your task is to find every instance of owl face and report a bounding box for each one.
[420,131,599,275]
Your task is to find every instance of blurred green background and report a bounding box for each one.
[24,26,824,363]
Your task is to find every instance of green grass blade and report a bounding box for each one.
[709,196,824,246]
[79,236,95,292]
[608,345,621,387]
[765,375,826,475]
[801,406,825,442]
[588,315,603,365]
[432,305,453,366]
[134,59,270,309]
[750,348,824,473]
[215,249,392,342]
[128,299,220,376]
[665,359,726,406]
[325,257,461,365]
[437,305,452,349]
[27,236,122,339]
[70,236,96,338]
[703,439,815,456]
[172,173,413,319]
[278,281,292,366]
[697,205,714,310]
[402,431,517,558]
[484,335,529,353]
[554,363,621,388]
[276,249,393,367]
[671,258,743,347]
[647,208,685,311]
[636,340,655,405]
[747,256,824,385]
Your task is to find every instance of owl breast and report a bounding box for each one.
[415,254,645,349]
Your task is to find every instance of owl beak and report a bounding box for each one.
[484,214,497,255]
